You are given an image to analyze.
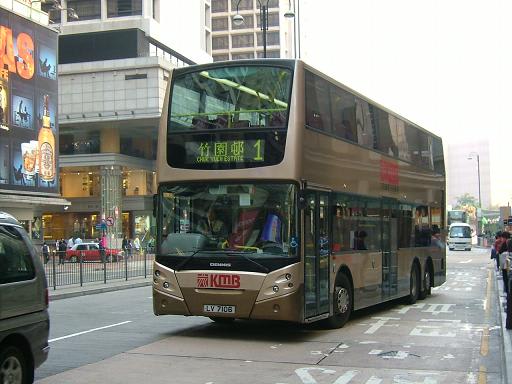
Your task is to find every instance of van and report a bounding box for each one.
[447,222,472,251]
[0,212,49,383]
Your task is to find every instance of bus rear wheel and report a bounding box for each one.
[325,273,352,329]
[419,265,432,300]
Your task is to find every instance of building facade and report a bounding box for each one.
[211,0,295,61]
[0,0,69,241]
[40,0,212,245]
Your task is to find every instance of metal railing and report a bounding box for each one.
[40,249,154,289]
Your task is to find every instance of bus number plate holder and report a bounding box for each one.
[204,305,235,314]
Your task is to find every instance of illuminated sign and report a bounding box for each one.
[185,139,265,164]
[0,8,58,193]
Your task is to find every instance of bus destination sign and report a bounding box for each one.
[185,139,265,164]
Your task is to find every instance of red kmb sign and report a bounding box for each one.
[380,159,399,186]
[197,273,241,289]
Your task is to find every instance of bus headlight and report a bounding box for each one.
[285,273,292,280]
[163,282,170,289]
[155,270,161,277]
[272,285,279,293]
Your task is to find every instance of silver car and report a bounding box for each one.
[0,212,49,383]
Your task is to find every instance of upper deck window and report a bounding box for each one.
[168,65,292,132]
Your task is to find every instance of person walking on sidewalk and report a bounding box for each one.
[499,238,512,294]
[41,242,49,264]
[58,239,66,265]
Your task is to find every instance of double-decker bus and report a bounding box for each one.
[447,209,468,226]
[153,59,446,327]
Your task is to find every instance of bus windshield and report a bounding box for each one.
[159,183,298,258]
[449,225,471,238]
[168,65,293,131]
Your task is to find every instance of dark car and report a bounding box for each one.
[0,211,49,383]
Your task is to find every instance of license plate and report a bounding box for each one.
[203,305,235,314]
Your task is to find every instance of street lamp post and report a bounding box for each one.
[233,0,294,58]
[468,152,482,236]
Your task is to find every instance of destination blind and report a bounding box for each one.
[185,139,265,165]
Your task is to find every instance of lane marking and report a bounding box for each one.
[459,259,473,264]
[478,365,487,384]
[49,321,132,343]
[480,327,489,356]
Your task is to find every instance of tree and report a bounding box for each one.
[453,193,478,222]
[454,193,479,209]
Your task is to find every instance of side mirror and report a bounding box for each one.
[152,194,158,217]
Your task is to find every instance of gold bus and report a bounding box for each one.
[153,59,446,327]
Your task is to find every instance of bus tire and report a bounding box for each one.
[419,264,432,300]
[405,263,420,304]
[325,273,352,329]
[209,317,235,323]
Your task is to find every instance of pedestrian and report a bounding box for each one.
[122,235,128,254]
[133,236,141,254]
[500,238,512,294]
[74,236,82,245]
[99,237,106,263]
[493,232,504,271]
[41,242,49,264]
[127,239,133,258]
[58,239,67,265]
[67,236,74,250]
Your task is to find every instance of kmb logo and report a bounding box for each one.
[197,273,241,289]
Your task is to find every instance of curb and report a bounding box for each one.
[495,269,511,384]
[49,280,152,301]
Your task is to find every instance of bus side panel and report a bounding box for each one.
[332,252,382,311]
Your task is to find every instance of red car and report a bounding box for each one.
[65,242,124,262]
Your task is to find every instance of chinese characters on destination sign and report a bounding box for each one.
[186,139,265,164]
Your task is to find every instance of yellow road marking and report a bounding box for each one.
[478,365,487,384]
[480,327,489,356]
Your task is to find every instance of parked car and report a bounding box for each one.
[65,242,124,262]
[0,211,50,383]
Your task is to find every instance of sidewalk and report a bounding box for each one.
[48,277,152,301]
[495,269,512,384]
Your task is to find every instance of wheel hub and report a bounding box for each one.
[336,287,349,313]
[1,356,22,384]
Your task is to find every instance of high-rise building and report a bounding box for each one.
[39,0,212,244]
[0,0,68,240]
[211,0,295,61]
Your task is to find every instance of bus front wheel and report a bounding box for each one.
[405,263,420,304]
[325,273,352,329]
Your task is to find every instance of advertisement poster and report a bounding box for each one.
[0,8,58,193]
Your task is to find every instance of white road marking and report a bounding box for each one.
[459,259,472,263]
[49,321,132,343]
[364,317,400,334]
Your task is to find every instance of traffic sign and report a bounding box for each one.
[106,216,114,227]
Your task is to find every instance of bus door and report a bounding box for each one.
[304,190,331,320]
[381,199,398,298]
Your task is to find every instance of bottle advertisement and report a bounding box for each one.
[0,7,58,192]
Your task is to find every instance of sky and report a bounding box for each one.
[296,0,512,206]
